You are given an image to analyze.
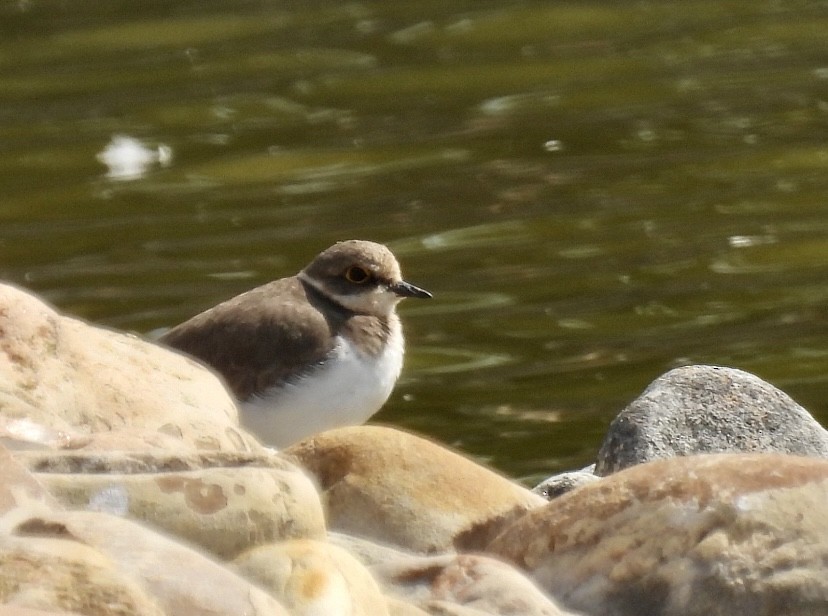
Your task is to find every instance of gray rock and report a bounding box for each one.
[532,468,600,500]
[596,365,828,475]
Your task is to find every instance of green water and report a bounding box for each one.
[1,0,827,483]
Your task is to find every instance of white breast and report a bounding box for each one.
[239,322,405,448]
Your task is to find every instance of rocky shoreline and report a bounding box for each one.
[0,282,826,616]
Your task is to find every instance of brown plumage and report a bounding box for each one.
[159,240,430,403]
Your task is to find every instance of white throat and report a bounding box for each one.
[239,318,405,448]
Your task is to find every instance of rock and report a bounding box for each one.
[372,552,578,616]
[0,282,256,453]
[0,521,166,615]
[328,531,423,567]
[386,597,432,616]
[487,453,828,616]
[532,468,600,500]
[0,444,57,514]
[596,365,828,475]
[0,608,82,616]
[286,425,545,553]
[17,450,325,559]
[233,538,390,616]
[420,603,494,616]
[329,532,578,614]
[8,508,290,615]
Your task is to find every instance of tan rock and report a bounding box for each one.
[487,453,828,616]
[234,538,389,616]
[0,282,256,452]
[286,426,545,553]
[19,450,325,559]
[8,508,290,615]
[0,526,165,615]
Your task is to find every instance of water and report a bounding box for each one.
[1,0,827,484]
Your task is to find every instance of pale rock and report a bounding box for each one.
[420,603,494,616]
[386,597,432,616]
[596,365,828,474]
[286,425,545,553]
[487,453,828,616]
[0,522,165,615]
[7,508,290,615]
[0,444,57,514]
[234,538,389,616]
[0,282,256,452]
[18,450,325,559]
[328,533,576,615]
[372,552,576,616]
[328,531,424,567]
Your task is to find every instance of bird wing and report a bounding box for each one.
[159,278,339,400]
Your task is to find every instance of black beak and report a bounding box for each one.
[390,280,432,299]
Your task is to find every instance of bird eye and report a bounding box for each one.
[344,266,370,284]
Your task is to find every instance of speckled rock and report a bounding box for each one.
[234,538,389,616]
[8,508,290,615]
[372,552,579,616]
[286,425,545,553]
[17,450,325,559]
[487,453,828,616]
[596,365,828,475]
[0,282,256,453]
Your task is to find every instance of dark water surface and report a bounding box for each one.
[2,0,827,483]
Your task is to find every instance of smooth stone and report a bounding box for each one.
[0,282,256,452]
[327,531,424,567]
[487,453,828,616]
[532,469,600,500]
[372,552,578,616]
[328,535,577,615]
[8,508,290,615]
[596,365,828,475]
[0,521,165,615]
[286,425,545,553]
[234,538,390,616]
[18,450,325,559]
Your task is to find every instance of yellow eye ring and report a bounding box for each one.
[344,266,370,284]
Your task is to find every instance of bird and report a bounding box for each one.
[159,240,432,447]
